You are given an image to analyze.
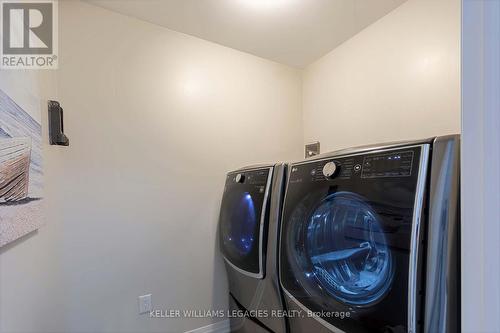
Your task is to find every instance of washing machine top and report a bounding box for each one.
[280,144,430,332]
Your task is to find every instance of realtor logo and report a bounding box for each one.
[1,0,58,69]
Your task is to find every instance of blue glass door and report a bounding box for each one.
[306,192,394,306]
[219,167,272,277]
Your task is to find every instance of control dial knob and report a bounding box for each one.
[235,173,245,183]
[322,161,338,178]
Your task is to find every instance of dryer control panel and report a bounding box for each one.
[362,150,414,178]
[290,148,416,182]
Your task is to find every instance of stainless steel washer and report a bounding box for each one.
[219,163,288,333]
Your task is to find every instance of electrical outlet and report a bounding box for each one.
[138,294,152,314]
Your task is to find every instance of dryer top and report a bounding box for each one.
[292,135,458,166]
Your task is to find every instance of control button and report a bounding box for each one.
[235,173,245,183]
[354,164,362,172]
[322,162,338,178]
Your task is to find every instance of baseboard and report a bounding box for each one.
[184,319,230,333]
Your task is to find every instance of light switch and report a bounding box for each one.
[138,294,152,314]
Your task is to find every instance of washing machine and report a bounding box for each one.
[279,135,460,333]
[219,163,288,333]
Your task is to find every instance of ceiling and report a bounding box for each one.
[86,0,407,68]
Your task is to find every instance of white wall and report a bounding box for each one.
[461,0,500,332]
[302,0,460,152]
[0,71,64,333]
[0,1,303,332]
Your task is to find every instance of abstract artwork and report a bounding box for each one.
[0,89,43,247]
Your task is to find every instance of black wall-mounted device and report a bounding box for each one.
[48,100,69,146]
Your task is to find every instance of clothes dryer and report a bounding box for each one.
[279,136,460,333]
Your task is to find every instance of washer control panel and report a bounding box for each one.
[229,169,269,186]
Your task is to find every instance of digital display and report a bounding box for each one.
[246,170,269,185]
[361,151,414,178]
